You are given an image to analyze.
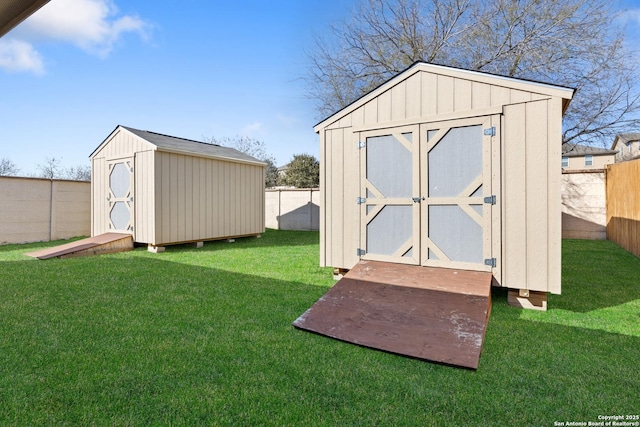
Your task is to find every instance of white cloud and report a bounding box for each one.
[0,0,150,73]
[0,39,44,74]
[619,8,640,25]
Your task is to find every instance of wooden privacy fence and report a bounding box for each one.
[606,159,640,256]
[0,176,91,245]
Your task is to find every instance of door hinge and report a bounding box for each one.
[484,195,496,205]
[357,196,366,204]
[357,248,366,256]
[483,126,496,137]
[358,141,366,149]
[484,258,497,268]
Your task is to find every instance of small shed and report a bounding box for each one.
[90,125,265,250]
[314,62,574,306]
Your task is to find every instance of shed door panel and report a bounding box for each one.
[359,125,420,265]
[107,157,134,234]
[421,116,498,272]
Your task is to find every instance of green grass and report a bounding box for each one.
[0,231,638,426]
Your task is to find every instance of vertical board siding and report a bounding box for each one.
[546,98,563,294]
[606,159,640,258]
[134,151,155,243]
[154,152,264,245]
[91,158,106,236]
[524,100,549,291]
[503,103,529,290]
[503,99,558,293]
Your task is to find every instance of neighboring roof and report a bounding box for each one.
[562,144,617,158]
[314,61,575,132]
[611,132,640,150]
[0,0,49,38]
[90,125,266,166]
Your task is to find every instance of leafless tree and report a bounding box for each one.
[64,165,91,181]
[37,156,62,179]
[0,157,19,176]
[307,0,640,146]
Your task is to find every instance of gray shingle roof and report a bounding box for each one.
[122,126,265,165]
[561,143,617,157]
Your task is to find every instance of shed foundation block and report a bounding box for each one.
[508,289,547,311]
[148,245,165,253]
[192,241,204,248]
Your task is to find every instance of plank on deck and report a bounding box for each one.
[293,260,492,369]
[24,233,133,260]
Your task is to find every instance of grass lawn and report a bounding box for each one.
[0,231,638,426]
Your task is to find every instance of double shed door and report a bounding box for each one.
[358,115,500,272]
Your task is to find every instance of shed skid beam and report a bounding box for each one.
[148,244,165,253]
[507,289,547,311]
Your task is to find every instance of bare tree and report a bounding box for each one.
[307,0,640,146]
[0,157,19,176]
[37,156,62,179]
[64,165,91,181]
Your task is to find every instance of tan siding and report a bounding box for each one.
[391,81,406,121]
[364,99,378,125]
[421,72,438,116]
[503,99,559,293]
[343,128,360,268]
[319,130,327,266]
[454,78,472,111]
[502,103,528,289]
[436,74,454,114]
[154,152,264,245]
[472,82,491,109]
[546,98,563,294]
[377,89,392,123]
[134,151,155,243]
[405,72,421,118]
[330,128,344,266]
[91,157,106,236]
[525,100,549,292]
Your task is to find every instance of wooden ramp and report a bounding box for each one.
[25,233,134,260]
[293,260,492,369]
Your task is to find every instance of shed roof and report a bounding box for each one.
[90,125,266,166]
[314,61,575,132]
[561,143,617,158]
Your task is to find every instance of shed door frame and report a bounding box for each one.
[358,124,421,265]
[355,114,501,276]
[106,155,135,235]
[420,115,500,273]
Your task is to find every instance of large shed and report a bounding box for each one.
[90,125,265,250]
[314,62,574,306]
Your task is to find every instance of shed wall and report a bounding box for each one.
[319,68,566,294]
[153,152,264,246]
[502,98,562,294]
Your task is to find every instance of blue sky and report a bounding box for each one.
[0,0,353,174]
[1,0,639,175]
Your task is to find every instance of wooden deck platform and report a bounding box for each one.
[293,260,493,369]
[25,233,134,260]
